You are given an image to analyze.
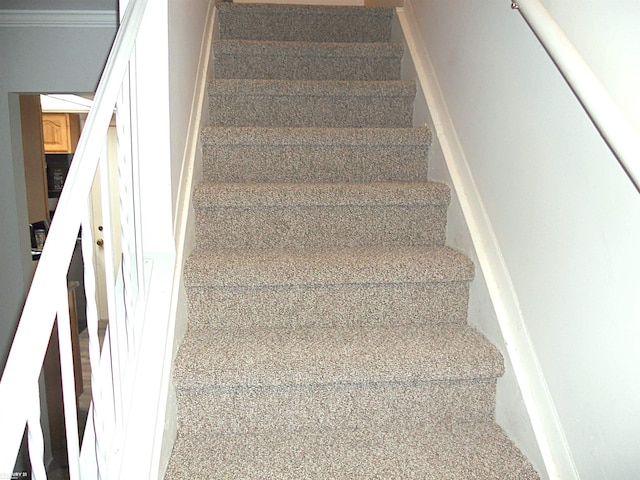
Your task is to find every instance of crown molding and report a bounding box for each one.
[0,9,117,28]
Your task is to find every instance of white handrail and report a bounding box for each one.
[512,0,640,191]
[0,0,148,473]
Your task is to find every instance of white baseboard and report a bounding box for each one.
[397,2,578,479]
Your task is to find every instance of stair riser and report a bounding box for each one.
[203,144,429,183]
[217,5,393,43]
[209,93,414,128]
[214,54,401,81]
[194,205,447,249]
[175,380,496,434]
[187,282,470,329]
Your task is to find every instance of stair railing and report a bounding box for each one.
[0,0,149,478]
[511,0,640,191]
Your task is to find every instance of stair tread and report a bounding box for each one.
[208,78,415,97]
[214,39,404,57]
[174,323,503,390]
[217,3,394,44]
[201,126,431,146]
[184,246,474,288]
[216,2,394,18]
[166,422,538,480]
[193,181,450,208]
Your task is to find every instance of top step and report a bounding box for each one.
[216,3,394,43]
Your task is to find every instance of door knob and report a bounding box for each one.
[96,239,104,247]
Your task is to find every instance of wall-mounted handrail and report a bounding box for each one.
[0,0,148,475]
[512,0,640,191]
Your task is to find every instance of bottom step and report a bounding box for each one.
[165,422,539,479]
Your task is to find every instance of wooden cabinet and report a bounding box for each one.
[42,112,80,153]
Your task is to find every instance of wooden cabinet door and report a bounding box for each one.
[42,113,80,153]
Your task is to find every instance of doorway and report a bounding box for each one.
[17,92,117,479]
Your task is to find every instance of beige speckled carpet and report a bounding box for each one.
[165,3,539,478]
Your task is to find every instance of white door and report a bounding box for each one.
[89,124,121,321]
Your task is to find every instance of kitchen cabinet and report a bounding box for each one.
[42,112,80,153]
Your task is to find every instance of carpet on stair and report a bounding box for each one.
[165,3,540,479]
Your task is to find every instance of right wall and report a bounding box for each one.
[404,1,640,478]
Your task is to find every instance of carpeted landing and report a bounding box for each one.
[165,3,539,478]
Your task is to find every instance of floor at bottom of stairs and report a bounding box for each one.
[165,421,538,479]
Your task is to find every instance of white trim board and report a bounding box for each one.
[0,10,117,28]
[396,2,578,479]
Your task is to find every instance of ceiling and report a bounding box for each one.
[0,0,117,11]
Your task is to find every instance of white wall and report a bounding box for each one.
[168,0,211,223]
[162,0,213,476]
[131,0,210,255]
[0,18,116,375]
[406,0,640,478]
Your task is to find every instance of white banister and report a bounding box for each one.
[511,0,640,191]
[0,0,149,476]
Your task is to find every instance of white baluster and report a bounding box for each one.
[56,281,81,480]
[26,382,47,480]
[82,210,107,480]
[129,50,146,312]
[127,50,148,352]
[98,135,126,438]
[116,77,139,355]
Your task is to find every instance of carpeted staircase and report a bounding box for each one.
[165,3,539,478]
